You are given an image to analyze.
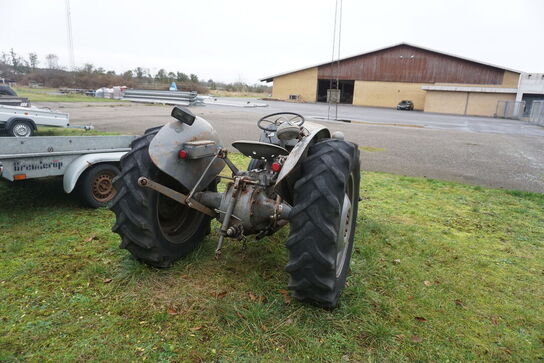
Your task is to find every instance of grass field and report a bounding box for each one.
[34,127,119,137]
[14,87,268,102]
[13,87,123,103]
[0,153,543,362]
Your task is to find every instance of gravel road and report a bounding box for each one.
[37,100,544,193]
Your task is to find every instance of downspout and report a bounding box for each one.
[463,92,470,116]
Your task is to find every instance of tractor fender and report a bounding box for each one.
[63,152,126,193]
[148,117,225,191]
[275,121,330,198]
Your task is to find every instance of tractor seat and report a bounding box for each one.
[232,141,288,160]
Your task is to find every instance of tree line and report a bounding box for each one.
[0,49,271,94]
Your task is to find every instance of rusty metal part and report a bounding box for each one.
[217,182,292,235]
[218,149,239,175]
[272,195,282,224]
[92,170,116,202]
[186,151,220,202]
[137,176,217,217]
[215,177,241,258]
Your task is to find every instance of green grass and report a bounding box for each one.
[14,87,124,103]
[1,154,543,362]
[34,127,119,137]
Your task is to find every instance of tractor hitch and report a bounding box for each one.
[137,176,217,217]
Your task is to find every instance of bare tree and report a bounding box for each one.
[122,70,133,79]
[176,72,189,82]
[45,54,60,69]
[81,63,94,73]
[0,52,8,64]
[134,67,144,79]
[9,49,19,68]
[28,52,39,70]
[155,69,167,81]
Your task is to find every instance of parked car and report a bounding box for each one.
[397,100,414,110]
[0,85,17,96]
[0,86,30,107]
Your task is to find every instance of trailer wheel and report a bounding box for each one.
[285,138,360,308]
[9,120,34,137]
[109,129,214,268]
[79,163,120,208]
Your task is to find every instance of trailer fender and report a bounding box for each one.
[5,117,37,131]
[63,152,126,193]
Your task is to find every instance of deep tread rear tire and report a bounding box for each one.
[109,129,212,267]
[285,138,360,308]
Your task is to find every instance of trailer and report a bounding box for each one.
[0,104,72,137]
[0,135,137,207]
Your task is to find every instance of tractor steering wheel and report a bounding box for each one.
[257,112,305,131]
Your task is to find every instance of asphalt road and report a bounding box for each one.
[38,100,544,193]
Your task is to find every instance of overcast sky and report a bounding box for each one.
[1,0,543,84]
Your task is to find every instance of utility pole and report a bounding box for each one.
[327,0,343,120]
[65,0,75,70]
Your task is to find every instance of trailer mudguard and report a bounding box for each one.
[148,117,225,192]
[5,117,37,131]
[63,152,126,193]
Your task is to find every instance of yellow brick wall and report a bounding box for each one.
[424,91,468,115]
[424,91,516,116]
[353,81,430,110]
[501,71,520,88]
[466,92,516,116]
[271,67,317,102]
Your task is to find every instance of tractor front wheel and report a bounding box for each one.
[285,138,360,308]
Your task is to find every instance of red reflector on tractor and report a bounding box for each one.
[178,150,187,159]
[271,162,282,173]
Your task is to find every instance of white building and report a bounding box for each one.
[516,73,544,116]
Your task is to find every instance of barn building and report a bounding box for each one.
[260,43,521,117]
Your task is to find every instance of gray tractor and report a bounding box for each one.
[110,107,360,308]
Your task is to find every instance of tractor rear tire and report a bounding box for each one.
[109,129,213,268]
[285,138,360,308]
